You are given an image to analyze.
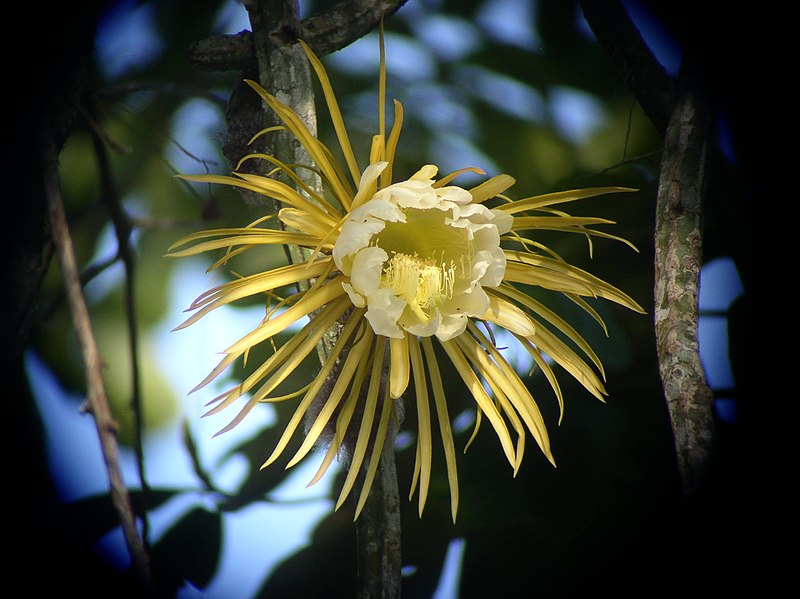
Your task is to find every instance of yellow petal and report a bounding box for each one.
[225,276,346,355]
[410,164,439,181]
[440,339,517,469]
[511,215,615,230]
[527,323,607,401]
[490,284,605,378]
[261,308,364,469]
[381,100,404,188]
[189,353,238,395]
[421,337,459,522]
[234,172,338,223]
[286,326,374,468]
[202,295,348,418]
[305,351,369,487]
[369,134,384,166]
[243,80,355,209]
[278,207,338,240]
[298,39,361,188]
[335,337,386,510]
[434,167,486,188]
[464,323,554,464]
[504,251,645,313]
[166,231,329,258]
[498,187,637,214]
[513,335,565,424]
[351,161,389,211]
[175,259,334,331]
[408,336,432,516]
[353,384,394,520]
[510,215,639,252]
[389,334,410,398]
[234,296,350,408]
[481,295,536,338]
[477,369,526,473]
[235,151,339,216]
[468,174,516,203]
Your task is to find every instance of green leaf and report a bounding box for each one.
[151,507,222,591]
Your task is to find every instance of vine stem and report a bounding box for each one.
[242,0,403,594]
[355,418,402,599]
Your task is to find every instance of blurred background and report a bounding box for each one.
[7,0,763,597]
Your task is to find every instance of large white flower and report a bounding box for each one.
[168,35,644,522]
[334,163,513,341]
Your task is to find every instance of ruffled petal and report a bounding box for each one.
[349,246,388,297]
[363,288,406,338]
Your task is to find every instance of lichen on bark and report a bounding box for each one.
[654,74,717,496]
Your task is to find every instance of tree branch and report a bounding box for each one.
[581,0,718,498]
[654,70,716,496]
[579,0,672,134]
[302,0,408,56]
[41,124,154,590]
[188,0,408,71]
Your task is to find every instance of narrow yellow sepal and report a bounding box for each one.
[439,339,517,469]
[297,39,362,188]
[482,295,536,338]
[260,309,364,470]
[499,186,637,214]
[421,337,459,522]
[408,336,432,516]
[389,335,410,398]
[335,337,386,511]
[469,174,516,203]
[286,326,374,469]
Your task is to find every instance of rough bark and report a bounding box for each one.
[654,74,716,496]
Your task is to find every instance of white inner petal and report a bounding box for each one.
[334,174,508,338]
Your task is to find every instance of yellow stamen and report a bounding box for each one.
[380,252,455,319]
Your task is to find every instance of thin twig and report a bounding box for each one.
[578,148,662,178]
[88,107,153,546]
[95,81,228,110]
[41,123,153,590]
[128,215,209,230]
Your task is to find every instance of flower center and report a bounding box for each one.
[373,207,474,320]
[376,207,472,266]
[380,252,455,319]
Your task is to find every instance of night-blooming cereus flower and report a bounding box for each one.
[167,35,644,522]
